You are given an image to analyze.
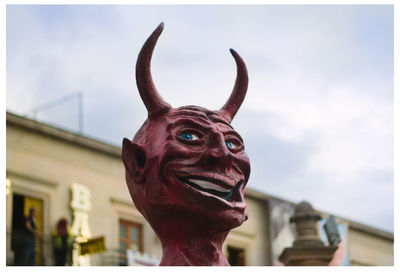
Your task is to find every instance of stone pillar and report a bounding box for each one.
[278,201,337,266]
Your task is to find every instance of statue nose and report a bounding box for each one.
[201,133,233,169]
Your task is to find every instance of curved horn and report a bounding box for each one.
[136,22,171,118]
[218,49,248,123]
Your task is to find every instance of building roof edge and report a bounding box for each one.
[6,111,121,158]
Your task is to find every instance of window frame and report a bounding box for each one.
[119,219,143,265]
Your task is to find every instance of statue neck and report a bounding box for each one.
[157,223,229,266]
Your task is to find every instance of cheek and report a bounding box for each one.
[164,141,205,160]
[234,153,251,181]
[158,142,204,179]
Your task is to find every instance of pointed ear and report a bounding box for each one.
[122,138,147,183]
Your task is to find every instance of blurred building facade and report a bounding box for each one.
[5,112,394,266]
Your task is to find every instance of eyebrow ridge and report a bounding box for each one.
[169,110,208,119]
[169,117,213,130]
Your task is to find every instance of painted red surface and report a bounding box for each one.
[122,23,250,266]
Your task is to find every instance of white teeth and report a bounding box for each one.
[188,179,231,193]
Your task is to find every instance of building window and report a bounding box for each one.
[119,219,143,266]
[227,246,245,266]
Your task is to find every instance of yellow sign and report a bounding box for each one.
[79,236,105,256]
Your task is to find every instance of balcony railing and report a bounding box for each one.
[6,231,128,266]
[6,231,55,266]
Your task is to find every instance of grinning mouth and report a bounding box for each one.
[176,174,243,202]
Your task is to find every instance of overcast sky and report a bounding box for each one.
[6,5,394,232]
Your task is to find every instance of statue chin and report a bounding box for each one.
[146,204,247,236]
[141,185,247,234]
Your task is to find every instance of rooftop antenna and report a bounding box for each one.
[25,91,84,134]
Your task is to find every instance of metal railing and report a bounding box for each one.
[96,249,123,266]
[6,231,127,266]
[6,231,56,266]
[7,231,130,266]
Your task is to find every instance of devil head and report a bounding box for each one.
[122,23,250,239]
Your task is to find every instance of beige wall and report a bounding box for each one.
[348,228,393,266]
[6,121,156,265]
[7,123,125,242]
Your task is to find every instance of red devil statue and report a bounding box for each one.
[122,23,250,266]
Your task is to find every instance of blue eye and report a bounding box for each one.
[180,133,199,141]
[225,141,236,149]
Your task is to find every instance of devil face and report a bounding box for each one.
[122,23,250,235]
[123,106,250,232]
[163,107,250,208]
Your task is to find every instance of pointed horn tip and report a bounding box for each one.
[229,49,245,64]
[157,22,164,31]
[148,22,164,38]
[229,48,244,62]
